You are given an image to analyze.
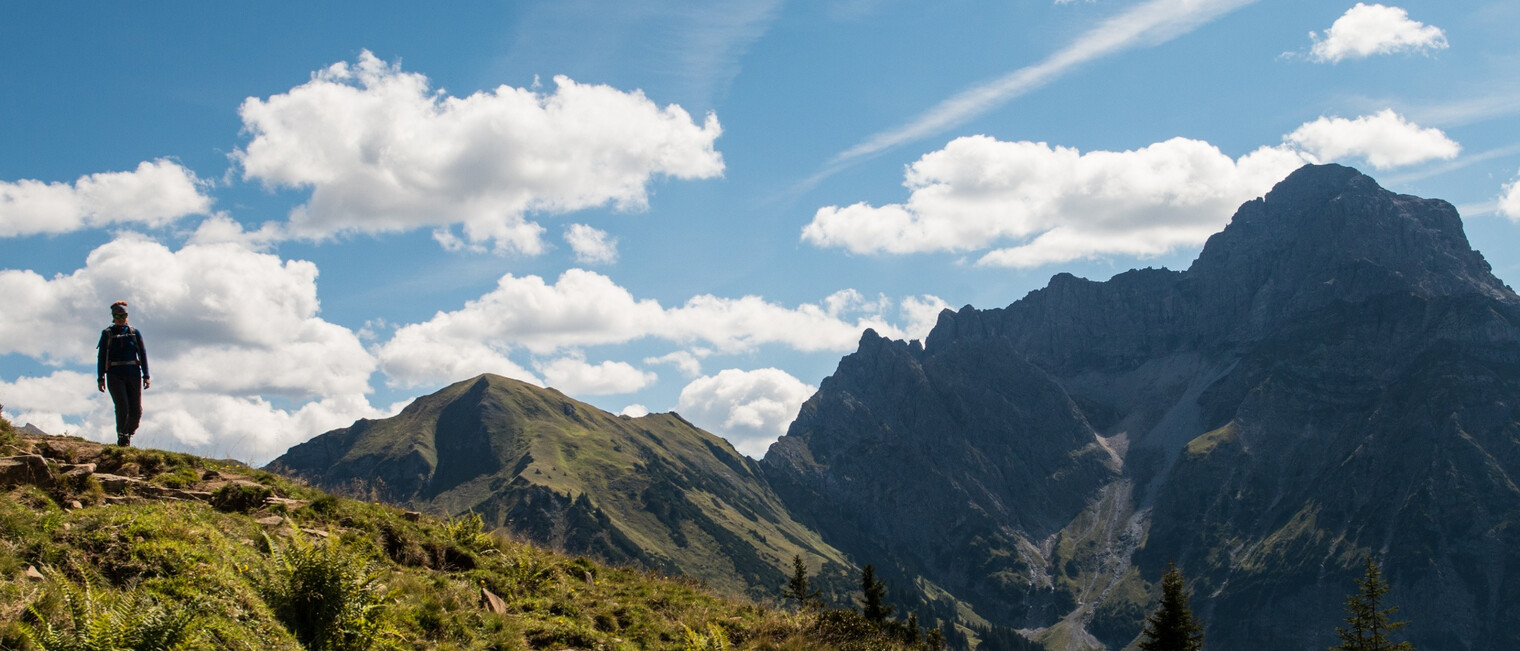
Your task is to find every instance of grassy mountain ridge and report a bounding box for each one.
[0,414,942,650]
[267,374,855,604]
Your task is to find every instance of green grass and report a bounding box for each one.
[1184,422,1239,458]
[0,417,941,651]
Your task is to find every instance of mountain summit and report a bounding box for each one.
[763,164,1520,649]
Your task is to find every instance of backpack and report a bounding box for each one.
[105,326,140,363]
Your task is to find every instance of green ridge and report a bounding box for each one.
[0,415,937,650]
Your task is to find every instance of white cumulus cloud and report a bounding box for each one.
[1285,109,1460,170]
[0,232,382,463]
[899,295,953,341]
[536,353,656,395]
[645,350,709,377]
[803,111,1464,268]
[0,160,211,237]
[0,372,98,433]
[1500,170,1520,221]
[564,224,619,264]
[1308,3,1448,63]
[804,135,1310,267]
[375,269,939,388]
[235,50,724,253]
[675,368,816,458]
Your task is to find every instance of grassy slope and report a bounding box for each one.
[0,415,930,651]
[272,375,853,603]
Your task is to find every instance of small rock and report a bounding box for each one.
[67,500,83,510]
[480,587,507,614]
[265,496,311,509]
[256,515,285,527]
[62,463,97,478]
[93,473,145,494]
[202,469,222,480]
[164,489,213,502]
[300,528,330,538]
[24,566,45,582]
[403,511,423,522]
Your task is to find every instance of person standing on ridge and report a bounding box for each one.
[97,301,149,446]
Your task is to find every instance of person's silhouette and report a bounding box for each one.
[96,301,150,446]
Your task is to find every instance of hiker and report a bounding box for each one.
[97,301,150,446]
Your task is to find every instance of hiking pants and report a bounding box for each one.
[105,372,143,435]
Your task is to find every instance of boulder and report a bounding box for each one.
[0,455,51,487]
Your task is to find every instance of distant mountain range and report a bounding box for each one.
[269,164,1520,650]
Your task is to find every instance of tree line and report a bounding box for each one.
[784,554,1416,650]
[1137,557,1415,651]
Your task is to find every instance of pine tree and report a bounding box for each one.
[782,554,823,610]
[859,564,892,623]
[1138,563,1205,651]
[1332,557,1414,651]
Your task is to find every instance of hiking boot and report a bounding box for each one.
[116,432,132,447]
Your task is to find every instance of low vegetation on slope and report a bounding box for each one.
[0,414,940,650]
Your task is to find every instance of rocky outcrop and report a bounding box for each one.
[1,437,302,513]
[0,455,52,487]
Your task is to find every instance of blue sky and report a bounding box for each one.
[3,1,1518,463]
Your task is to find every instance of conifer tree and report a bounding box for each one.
[782,554,822,610]
[1332,557,1414,651]
[859,564,892,623]
[1138,563,1205,651]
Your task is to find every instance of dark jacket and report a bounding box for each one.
[97,325,149,380]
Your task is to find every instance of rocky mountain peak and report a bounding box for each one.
[923,164,1516,370]
[1189,163,1511,307]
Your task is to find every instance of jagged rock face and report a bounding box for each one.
[766,329,1119,623]
[763,164,1520,649]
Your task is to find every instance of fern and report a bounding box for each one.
[442,512,493,551]
[18,571,197,651]
[258,531,389,651]
[682,623,732,651]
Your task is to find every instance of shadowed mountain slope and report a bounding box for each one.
[761,164,1520,649]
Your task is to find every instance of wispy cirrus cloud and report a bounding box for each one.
[502,0,783,110]
[821,0,1259,173]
